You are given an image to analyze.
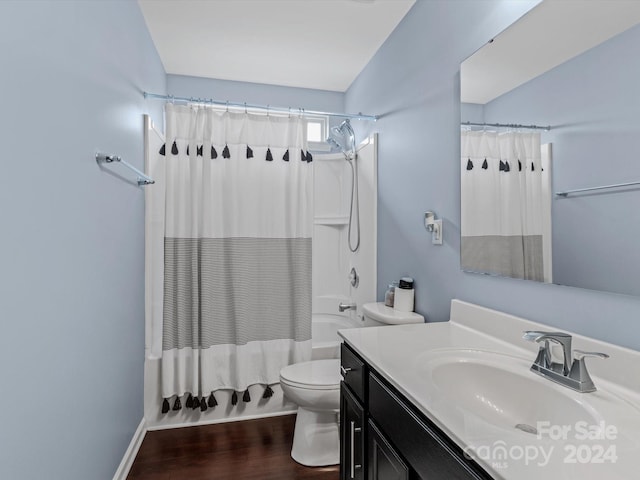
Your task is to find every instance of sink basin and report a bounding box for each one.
[418,349,622,437]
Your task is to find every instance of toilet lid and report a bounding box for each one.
[280,359,341,390]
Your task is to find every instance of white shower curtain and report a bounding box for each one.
[150,104,313,410]
[461,130,551,281]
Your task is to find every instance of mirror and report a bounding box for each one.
[460,1,640,297]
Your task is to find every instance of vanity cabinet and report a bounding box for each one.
[340,343,493,480]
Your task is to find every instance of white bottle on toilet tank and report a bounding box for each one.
[393,277,415,312]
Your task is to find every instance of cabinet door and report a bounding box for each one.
[368,420,409,480]
[369,373,492,480]
[341,382,366,480]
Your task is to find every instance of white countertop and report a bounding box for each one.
[338,300,640,480]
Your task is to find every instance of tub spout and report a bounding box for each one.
[338,302,357,312]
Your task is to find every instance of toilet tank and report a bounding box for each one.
[361,302,425,327]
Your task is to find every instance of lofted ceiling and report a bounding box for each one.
[138,0,415,93]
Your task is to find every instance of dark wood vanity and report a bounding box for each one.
[340,343,493,480]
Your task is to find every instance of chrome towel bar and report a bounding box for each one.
[96,152,154,186]
[555,180,640,197]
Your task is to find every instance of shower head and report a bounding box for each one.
[326,136,342,151]
[327,119,356,158]
[331,119,355,143]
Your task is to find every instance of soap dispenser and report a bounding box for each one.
[384,282,398,307]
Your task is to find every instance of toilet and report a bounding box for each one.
[280,302,424,466]
[280,359,342,466]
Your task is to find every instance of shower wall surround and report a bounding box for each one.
[345,0,640,351]
[0,2,166,480]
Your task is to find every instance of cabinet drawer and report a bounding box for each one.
[341,343,367,403]
[369,373,492,480]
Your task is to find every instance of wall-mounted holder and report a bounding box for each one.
[96,152,155,186]
[424,211,443,245]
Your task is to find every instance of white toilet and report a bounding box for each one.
[280,302,424,467]
[280,359,342,466]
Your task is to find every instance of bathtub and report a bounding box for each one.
[311,313,360,360]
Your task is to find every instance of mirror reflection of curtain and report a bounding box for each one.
[461,131,552,282]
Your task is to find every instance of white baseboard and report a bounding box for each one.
[146,409,297,432]
[113,418,147,480]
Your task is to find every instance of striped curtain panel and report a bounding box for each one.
[461,130,551,281]
[158,104,313,409]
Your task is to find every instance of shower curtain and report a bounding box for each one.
[151,103,313,412]
[460,130,551,281]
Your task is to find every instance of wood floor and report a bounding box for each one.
[128,414,340,479]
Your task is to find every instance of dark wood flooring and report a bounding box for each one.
[128,414,340,479]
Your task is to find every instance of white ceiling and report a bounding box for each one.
[461,0,640,105]
[138,0,415,93]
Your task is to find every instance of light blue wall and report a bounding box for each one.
[461,103,485,124]
[482,24,640,296]
[0,1,165,479]
[345,0,640,350]
[168,74,344,118]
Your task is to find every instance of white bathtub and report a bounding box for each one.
[311,313,359,360]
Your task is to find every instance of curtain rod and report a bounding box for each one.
[461,121,551,131]
[143,92,378,121]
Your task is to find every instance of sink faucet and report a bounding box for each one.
[523,331,573,375]
[339,302,357,312]
[523,330,609,393]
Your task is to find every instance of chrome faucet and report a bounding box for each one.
[523,331,573,375]
[523,330,609,393]
[339,302,357,312]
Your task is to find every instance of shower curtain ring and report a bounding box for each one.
[226,100,229,113]
[244,102,247,114]
[267,105,270,117]
[288,107,291,118]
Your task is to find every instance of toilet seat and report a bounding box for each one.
[280,359,341,390]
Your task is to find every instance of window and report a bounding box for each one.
[307,121,323,142]
[305,115,330,151]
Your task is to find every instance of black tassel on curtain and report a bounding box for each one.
[161,384,276,414]
[160,140,314,165]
